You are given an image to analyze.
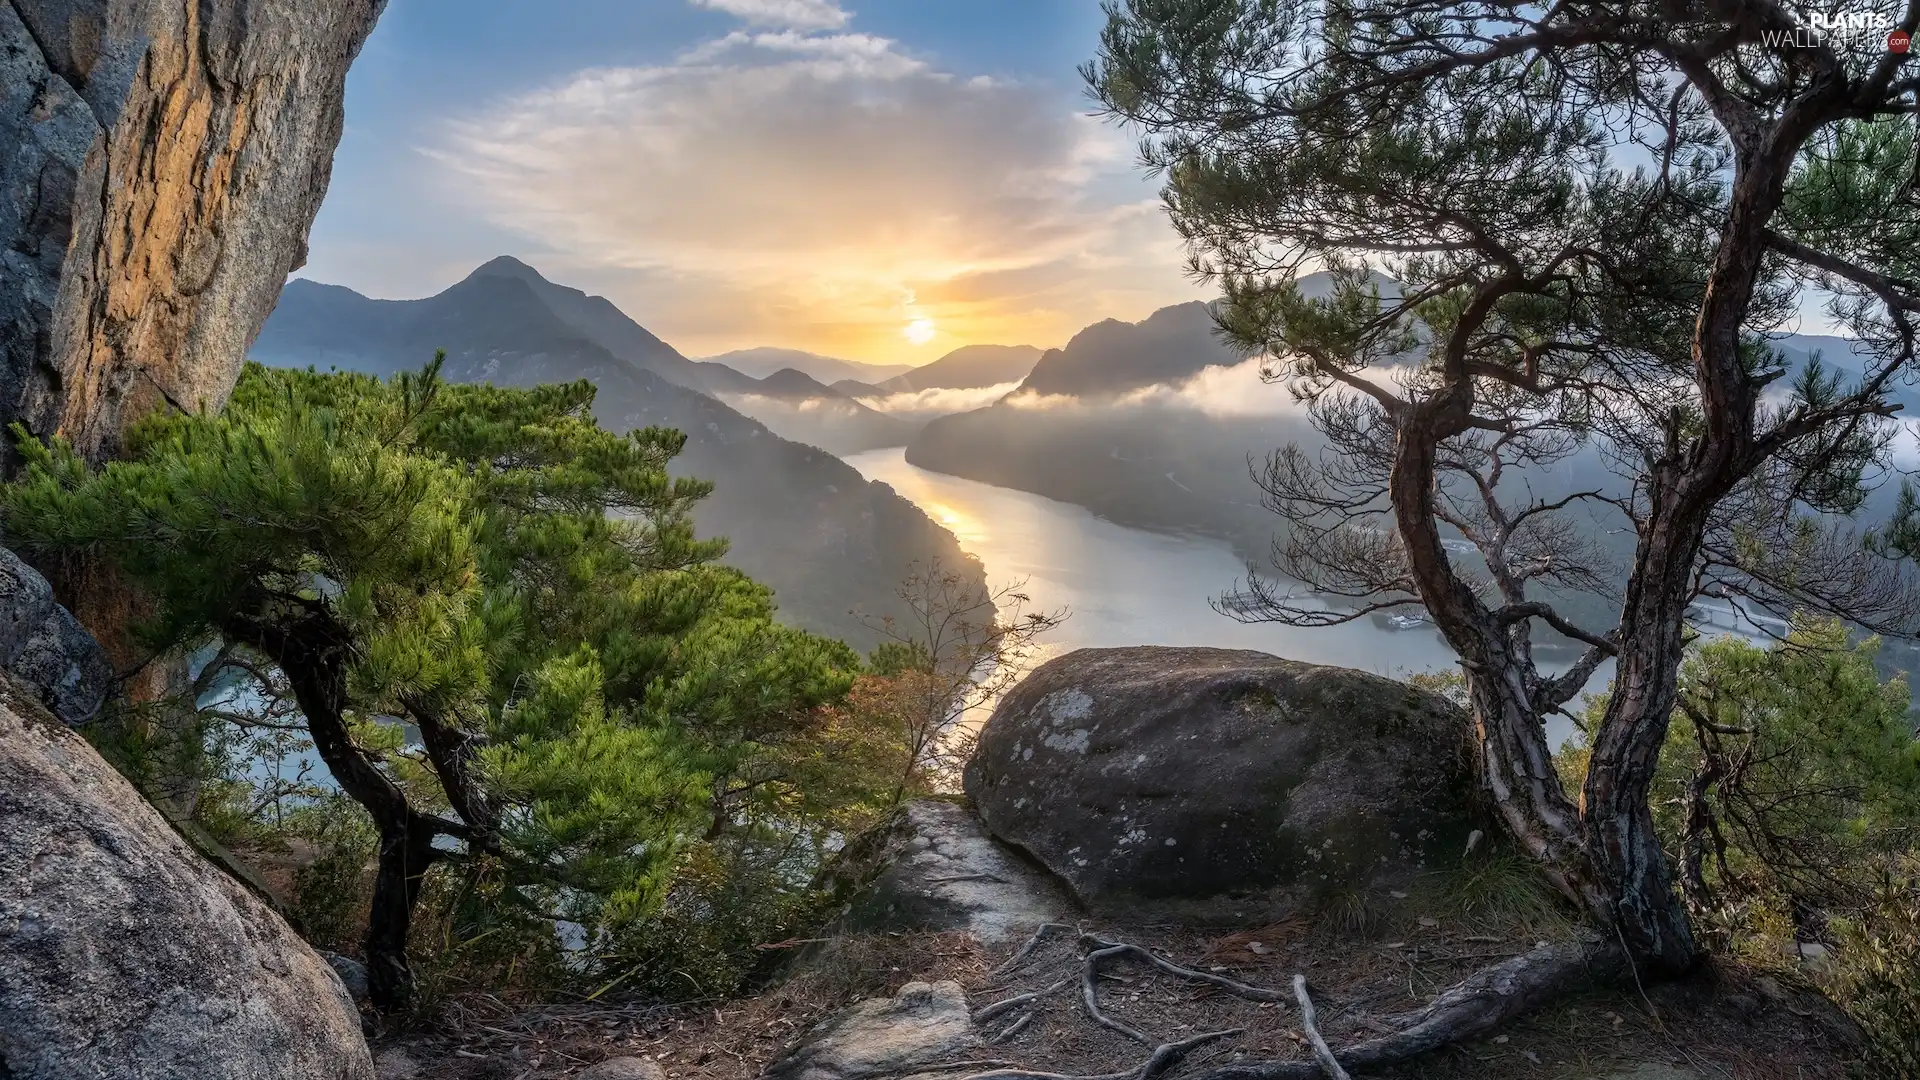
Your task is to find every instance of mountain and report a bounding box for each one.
[869,344,1042,393]
[1019,302,1238,398]
[902,283,1905,661]
[1007,274,1369,399]
[711,368,921,455]
[902,298,1304,561]
[702,347,916,386]
[464,256,722,391]
[755,368,851,399]
[254,264,983,650]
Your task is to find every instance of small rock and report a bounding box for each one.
[375,1048,422,1080]
[325,951,372,1002]
[578,1058,666,1080]
[764,981,978,1080]
[1783,940,1834,969]
[1604,1066,1702,1080]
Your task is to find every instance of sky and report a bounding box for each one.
[297,0,1211,367]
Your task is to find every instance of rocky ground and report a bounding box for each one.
[364,651,1864,1080]
[370,809,1857,1080]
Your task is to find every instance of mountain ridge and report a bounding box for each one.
[702,346,916,386]
[254,264,983,650]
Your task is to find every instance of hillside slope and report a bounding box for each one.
[255,267,981,649]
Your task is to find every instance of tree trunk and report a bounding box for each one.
[1388,381,1607,919]
[366,814,446,1012]
[225,602,457,1011]
[1579,455,1723,977]
[1389,319,1695,975]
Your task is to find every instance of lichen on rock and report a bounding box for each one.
[964,645,1486,922]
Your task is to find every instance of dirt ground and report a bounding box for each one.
[377,897,1860,1080]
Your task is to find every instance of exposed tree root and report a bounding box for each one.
[970,928,1612,1079]
[988,1012,1036,1044]
[1290,975,1351,1080]
[1192,937,1621,1079]
[1080,935,1292,1003]
[1081,947,1158,1044]
[990,922,1079,980]
[975,977,1072,1026]
[957,1028,1243,1080]
[1074,933,1292,1046]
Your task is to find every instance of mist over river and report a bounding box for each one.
[846,447,1590,748]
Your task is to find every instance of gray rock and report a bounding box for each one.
[373,1048,422,1080]
[324,952,372,1004]
[1,0,386,463]
[964,646,1483,921]
[0,547,113,724]
[0,674,374,1079]
[763,981,978,1080]
[827,799,1075,943]
[577,1058,666,1080]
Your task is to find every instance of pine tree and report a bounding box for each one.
[4,357,858,1010]
[1087,0,1917,1056]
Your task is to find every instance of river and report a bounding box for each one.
[846,447,1594,747]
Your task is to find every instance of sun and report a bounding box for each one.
[903,316,936,345]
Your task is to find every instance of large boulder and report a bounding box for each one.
[964,646,1482,921]
[0,674,374,1079]
[1,0,385,463]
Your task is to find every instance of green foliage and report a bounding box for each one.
[287,796,382,954]
[1577,619,1917,923]
[4,358,877,1000]
[594,838,833,1001]
[1828,869,1920,1079]
[1653,620,1918,917]
[1440,848,1570,930]
[1582,621,1920,1073]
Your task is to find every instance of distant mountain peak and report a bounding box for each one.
[468,254,548,282]
[757,367,842,398]
[702,347,917,386]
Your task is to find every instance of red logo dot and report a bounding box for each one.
[1892,28,1913,53]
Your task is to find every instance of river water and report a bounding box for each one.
[845,447,1603,746]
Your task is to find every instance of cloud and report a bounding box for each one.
[855,381,1024,419]
[716,393,860,416]
[433,3,1203,362]
[690,0,849,31]
[1000,359,1314,418]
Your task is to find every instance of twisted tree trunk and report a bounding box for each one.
[224,600,467,1012]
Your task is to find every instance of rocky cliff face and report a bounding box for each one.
[0,0,384,462]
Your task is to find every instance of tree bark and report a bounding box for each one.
[224,597,457,1012]
[1581,495,1706,976]
[1194,937,1621,1080]
[1388,374,1606,919]
[366,813,447,1012]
